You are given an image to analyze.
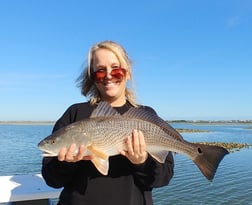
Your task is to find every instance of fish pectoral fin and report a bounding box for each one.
[87,145,109,160]
[87,145,110,175]
[91,157,109,175]
[149,150,170,163]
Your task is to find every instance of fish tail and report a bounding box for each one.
[192,143,229,181]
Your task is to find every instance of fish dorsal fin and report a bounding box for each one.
[124,107,184,141]
[90,102,120,118]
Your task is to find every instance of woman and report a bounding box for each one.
[42,40,174,205]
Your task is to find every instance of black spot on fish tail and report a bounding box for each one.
[193,143,229,181]
[197,147,203,154]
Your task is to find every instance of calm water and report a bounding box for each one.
[0,123,251,205]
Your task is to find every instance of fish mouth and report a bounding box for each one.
[42,152,56,157]
[39,149,57,157]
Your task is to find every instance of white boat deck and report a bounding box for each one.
[0,174,62,204]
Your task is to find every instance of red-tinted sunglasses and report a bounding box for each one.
[92,68,127,83]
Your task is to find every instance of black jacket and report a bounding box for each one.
[42,102,174,205]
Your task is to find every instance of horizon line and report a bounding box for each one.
[0,119,252,125]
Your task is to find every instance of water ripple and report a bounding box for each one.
[153,149,252,205]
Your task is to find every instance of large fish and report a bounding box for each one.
[38,102,228,181]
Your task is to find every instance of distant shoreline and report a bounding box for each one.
[0,120,251,125]
[167,120,252,124]
[0,121,55,125]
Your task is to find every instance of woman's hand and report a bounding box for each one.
[58,144,93,162]
[120,129,148,164]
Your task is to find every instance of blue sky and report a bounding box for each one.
[0,0,251,121]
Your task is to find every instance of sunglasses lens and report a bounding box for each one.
[93,68,126,83]
[110,68,126,79]
[94,70,106,82]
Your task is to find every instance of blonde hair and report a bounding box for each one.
[76,40,137,106]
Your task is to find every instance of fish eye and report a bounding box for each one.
[51,140,55,144]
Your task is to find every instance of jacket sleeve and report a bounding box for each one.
[42,157,79,188]
[41,106,79,188]
[132,152,174,189]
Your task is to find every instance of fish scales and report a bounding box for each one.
[88,116,171,152]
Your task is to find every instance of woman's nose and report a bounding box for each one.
[105,68,113,79]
